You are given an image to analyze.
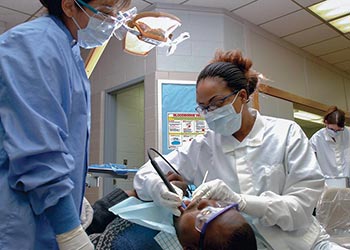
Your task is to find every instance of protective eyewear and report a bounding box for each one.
[75,1,189,56]
[195,203,239,250]
[75,0,122,25]
[195,90,239,115]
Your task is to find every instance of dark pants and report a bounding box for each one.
[86,188,162,250]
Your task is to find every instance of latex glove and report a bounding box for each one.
[152,181,183,216]
[80,197,94,230]
[166,171,188,195]
[56,225,94,250]
[192,179,246,211]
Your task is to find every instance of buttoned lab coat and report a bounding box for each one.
[0,16,90,250]
[310,127,350,178]
[134,109,326,249]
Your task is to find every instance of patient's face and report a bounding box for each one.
[174,199,244,250]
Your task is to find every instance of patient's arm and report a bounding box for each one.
[86,188,130,234]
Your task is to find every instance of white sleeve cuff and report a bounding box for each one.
[241,194,269,218]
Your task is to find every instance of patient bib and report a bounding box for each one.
[109,197,175,234]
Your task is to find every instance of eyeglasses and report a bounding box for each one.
[195,90,239,115]
[75,0,121,23]
[195,203,239,250]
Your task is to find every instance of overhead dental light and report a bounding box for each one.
[114,7,190,56]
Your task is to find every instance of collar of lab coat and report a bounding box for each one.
[221,109,264,153]
[49,15,77,48]
[321,128,336,142]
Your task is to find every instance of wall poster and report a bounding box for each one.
[158,80,208,154]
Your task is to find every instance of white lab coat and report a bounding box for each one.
[134,109,333,249]
[310,127,350,178]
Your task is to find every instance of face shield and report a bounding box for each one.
[114,10,190,56]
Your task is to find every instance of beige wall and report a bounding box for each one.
[88,4,350,167]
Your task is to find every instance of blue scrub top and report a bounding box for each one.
[0,15,90,249]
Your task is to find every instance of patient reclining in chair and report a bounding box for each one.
[84,172,257,250]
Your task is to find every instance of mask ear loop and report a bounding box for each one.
[231,90,245,114]
[71,0,91,30]
[74,0,93,16]
[72,17,82,30]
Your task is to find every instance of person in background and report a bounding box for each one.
[0,0,130,249]
[310,106,350,179]
[134,49,346,249]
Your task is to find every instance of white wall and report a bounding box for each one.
[115,84,145,168]
[248,28,349,110]
[89,33,156,164]
[258,93,294,120]
[154,7,350,111]
[156,10,225,73]
[113,84,144,191]
[89,4,350,164]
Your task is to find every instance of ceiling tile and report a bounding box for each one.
[0,0,41,14]
[145,0,187,4]
[292,0,324,7]
[233,0,301,25]
[130,0,151,11]
[34,7,47,17]
[283,24,339,47]
[260,9,321,37]
[0,6,31,31]
[320,48,350,64]
[303,36,350,56]
[335,60,350,72]
[183,0,256,11]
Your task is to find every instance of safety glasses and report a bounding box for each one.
[75,0,121,25]
[195,90,239,115]
[196,203,239,250]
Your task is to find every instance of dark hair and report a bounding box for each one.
[39,0,92,17]
[39,0,131,18]
[204,221,257,250]
[197,50,259,97]
[324,106,345,128]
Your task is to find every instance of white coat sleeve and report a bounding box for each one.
[133,137,203,201]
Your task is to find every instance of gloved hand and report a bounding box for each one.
[166,171,188,195]
[151,181,183,216]
[192,179,247,211]
[80,197,94,230]
[192,179,269,218]
[56,225,94,250]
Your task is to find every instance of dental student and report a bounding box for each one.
[134,49,346,249]
[0,0,130,249]
[310,106,350,179]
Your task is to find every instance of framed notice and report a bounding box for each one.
[158,80,208,154]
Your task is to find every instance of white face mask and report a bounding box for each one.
[72,1,119,49]
[73,16,116,49]
[204,92,243,136]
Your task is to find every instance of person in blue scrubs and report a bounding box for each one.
[0,0,130,249]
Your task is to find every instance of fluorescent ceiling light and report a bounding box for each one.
[330,15,350,33]
[309,0,350,21]
[294,110,324,124]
